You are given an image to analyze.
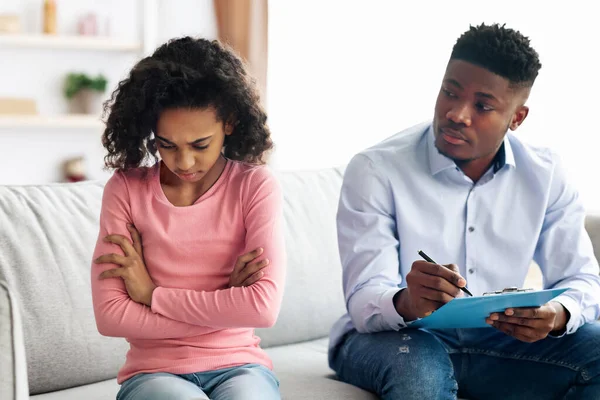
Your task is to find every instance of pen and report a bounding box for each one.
[418,250,473,297]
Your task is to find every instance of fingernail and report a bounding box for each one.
[458,278,466,287]
[505,309,514,316]
[490,314,498,320]
[258,272,264,277]
[264,258,270,264]
[258,248,264,253]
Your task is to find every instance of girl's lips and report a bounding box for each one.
[177,172,199,181]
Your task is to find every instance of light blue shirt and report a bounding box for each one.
[329,122,600,350]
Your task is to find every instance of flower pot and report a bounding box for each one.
[68,89,105,115]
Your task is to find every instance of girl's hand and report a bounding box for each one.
[228,248,270,288]
[95,224,157,306]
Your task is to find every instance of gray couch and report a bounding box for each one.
[0,168,377,400]
[1,168,599,399]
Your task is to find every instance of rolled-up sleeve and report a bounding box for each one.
[534,154,600,334]
[337,154,408,333]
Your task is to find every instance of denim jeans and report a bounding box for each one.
[116,363,280,400]
[330,321,600,400]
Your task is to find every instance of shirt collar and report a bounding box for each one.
[502,134,516,170]
[427,125,516,176]
[427,126,455,175]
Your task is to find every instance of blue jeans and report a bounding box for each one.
[330,322,600,400]
[116,363,280,400]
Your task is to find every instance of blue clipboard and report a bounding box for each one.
[410,288,569,329]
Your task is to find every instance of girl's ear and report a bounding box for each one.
[224,121,234,136]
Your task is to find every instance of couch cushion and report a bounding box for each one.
[256,168,348,348]
[0,183,129,395]
[31,339,376,400]
[268,338,377,399]
[30,378,119,400]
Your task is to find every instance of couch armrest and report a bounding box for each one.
[0,280,29,400]
[585,213,600,265]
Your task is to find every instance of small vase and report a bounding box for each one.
[43,0,57,34]
[69,89,104,115]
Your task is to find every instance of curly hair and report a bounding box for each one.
[102,37,272,170]
[451,23,542,87]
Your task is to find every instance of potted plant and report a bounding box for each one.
[64,73,107,114]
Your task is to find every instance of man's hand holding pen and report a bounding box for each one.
[394,260,469,321]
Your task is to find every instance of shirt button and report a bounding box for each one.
[468,268,475,274]
[468,226,475,232]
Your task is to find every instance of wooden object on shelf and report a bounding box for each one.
[43,0,57,34]
[0,98,37,115]
[0,14,21,34]
[0,34,141,51]
[0,115,103,129]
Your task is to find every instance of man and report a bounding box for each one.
[329,23,600,399]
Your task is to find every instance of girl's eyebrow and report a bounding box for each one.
[155,135,213,145]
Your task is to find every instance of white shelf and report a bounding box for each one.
[0,115,104,129]
[0,34,141,52]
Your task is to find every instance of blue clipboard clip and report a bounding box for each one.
[482,287,534,296]
[409,287,570,329]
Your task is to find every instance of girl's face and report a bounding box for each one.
[155,107,232,184]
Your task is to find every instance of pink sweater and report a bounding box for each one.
[90,160,286,383]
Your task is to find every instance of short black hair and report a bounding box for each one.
[450,23,542,87]
[102,37,272,170]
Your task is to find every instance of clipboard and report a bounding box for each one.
[409,288,569,329]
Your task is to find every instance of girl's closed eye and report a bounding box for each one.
[158,142,175,150]
[158,143,209,151]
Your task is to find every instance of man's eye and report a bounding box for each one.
[476,103,494,112]
[442,88,457,98]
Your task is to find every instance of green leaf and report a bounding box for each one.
[64,73,108,99]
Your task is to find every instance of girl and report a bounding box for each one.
[91,37,285,400]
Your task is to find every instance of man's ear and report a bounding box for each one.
[509,105,529,131]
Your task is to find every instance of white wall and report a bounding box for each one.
[267,0,600,210]
[3,1,599,211]
[156,0,216,45]
[0,0,216,184]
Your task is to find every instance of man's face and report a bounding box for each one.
[433,60,529,163]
